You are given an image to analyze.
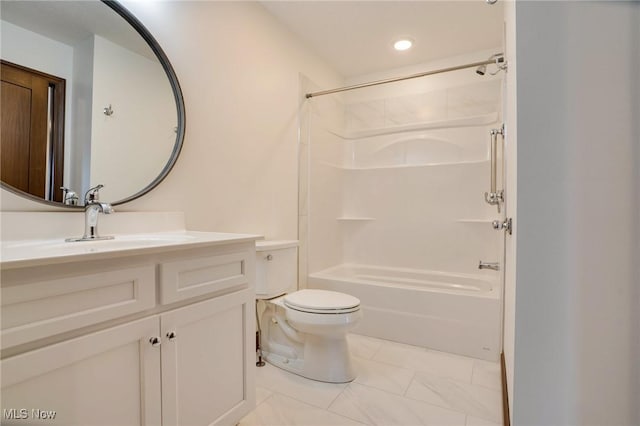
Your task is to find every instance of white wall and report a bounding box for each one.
[90,35,176,202]
[117,1,342,239]
[0,20,74,190]
[512,2,639,425]
[1,1,343,242]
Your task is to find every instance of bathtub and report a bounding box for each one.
[307,264,501,361]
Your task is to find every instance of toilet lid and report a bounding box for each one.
[284,289,360,314]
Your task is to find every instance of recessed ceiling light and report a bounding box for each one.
[393,39,413,51]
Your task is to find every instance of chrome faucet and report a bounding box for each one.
[478,261,500,271]
[66,185,114,242]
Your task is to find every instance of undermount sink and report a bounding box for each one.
[66,232,199,246]
[1,231,260,269]
[51,233,199,250]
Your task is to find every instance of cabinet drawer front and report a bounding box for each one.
[159,252,249,304]
[1,265,156,348]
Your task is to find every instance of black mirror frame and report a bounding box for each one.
[0,0,186,208]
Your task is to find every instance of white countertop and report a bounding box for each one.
[1,231,261,270]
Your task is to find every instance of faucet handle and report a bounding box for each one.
[102,204,115,214]
[60,187,79,206]
[85,184,104,203]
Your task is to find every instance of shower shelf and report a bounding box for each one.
[456,219,494,224]
[321,159,489,171]
[336,216,376,221]
[329,112,499,140]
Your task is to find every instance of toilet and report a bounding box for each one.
[255,240,362,383]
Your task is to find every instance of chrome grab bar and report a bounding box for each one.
[484,125,504,212]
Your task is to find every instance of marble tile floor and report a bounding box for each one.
[240,334,503,426]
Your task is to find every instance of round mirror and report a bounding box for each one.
[0,0,185,206]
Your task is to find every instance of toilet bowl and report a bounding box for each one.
[255,240,362,383]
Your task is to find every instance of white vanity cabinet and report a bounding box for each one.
[1,236,257,426]
[160,290,252,426]
[2,317,163,425]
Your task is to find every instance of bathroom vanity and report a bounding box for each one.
[1,219,259,426]
[1,0,256,423]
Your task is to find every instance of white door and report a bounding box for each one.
[160,289,255,426]
[1,317,162,426]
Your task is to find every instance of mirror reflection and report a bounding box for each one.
[0,0,180,205]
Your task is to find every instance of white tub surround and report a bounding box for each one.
[300,64,504,364]
[309,264,501,361]
[0,211,261,426]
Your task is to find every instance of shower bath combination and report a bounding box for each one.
[301,50,508,361]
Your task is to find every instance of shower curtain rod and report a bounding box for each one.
[305,54,505,99]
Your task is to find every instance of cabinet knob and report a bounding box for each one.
[166,331,177,341]
[266,254,273,261]
[149,337,161,347]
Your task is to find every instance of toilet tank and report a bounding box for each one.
[255,240,298,299]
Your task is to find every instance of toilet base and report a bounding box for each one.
[262,334,356,383]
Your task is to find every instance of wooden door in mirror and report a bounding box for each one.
[1,60,65,202]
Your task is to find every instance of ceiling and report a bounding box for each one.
[261,1,504,78]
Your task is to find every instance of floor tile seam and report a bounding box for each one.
[468,378,503,393]
[464,413,470,426]
[345,379,465,411]
[399,389,470,420]
[268,387,345,411]
[409,372,502,402]
[352,376,413,397]
[255,391,276,408]
[382,367,474,385]
[371,351,476,380]
[262,389,368,426]
[412,369,500,392]
[326,381,352,411]
[257,368,350,407]
[367,354,425,373]
[471,361,501,387]
[462,411,503,425]
[327,407,370,426]
[401,390,501,425]
[325,406,373,426]
[326,383,375,426]
[401,370,418,397]
[354,354,417,376]
[424,348,480,364]
[410,367,475,385]
[244,391,276,422]
[366,339,386,359]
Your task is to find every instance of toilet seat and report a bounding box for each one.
[283,289,360,314]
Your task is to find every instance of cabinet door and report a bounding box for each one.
[1,317,161,426]
[161,289,255,426]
